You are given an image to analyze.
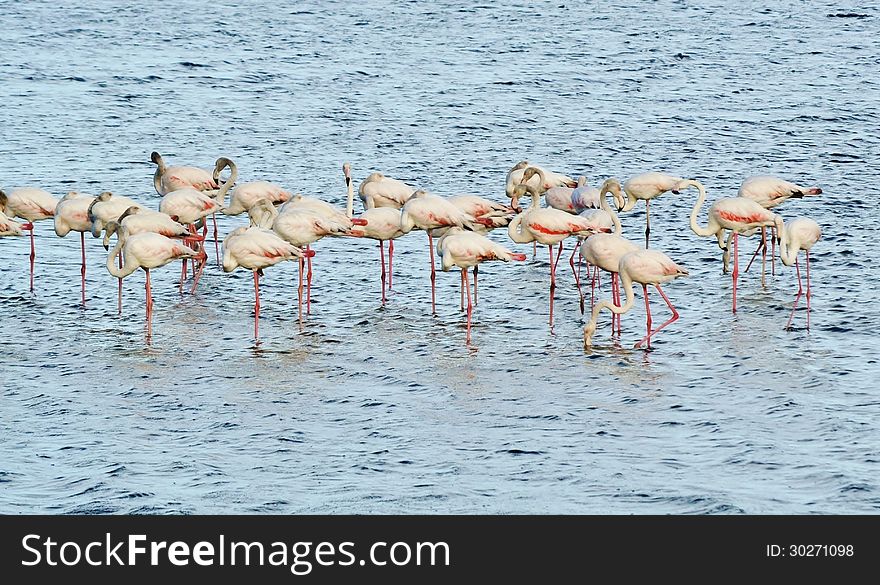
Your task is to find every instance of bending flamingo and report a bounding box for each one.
[0,188,59,291]
[358,170,417,209]
[738,175,822,284]
[104,221,199,333]
[436,227,526,342]
[778,217,821,330]
[621,172,689,248]
[54,191,96,304]
[87,191,145,237]
[222,225,314,338]
[689,179,783,312]
[583,249,688,349]
[219,180,292,216]
[345,163,405,304]
[151,151,220,195]
[507,183,609,324]
[399,190,487,314]
[505,161,576,204]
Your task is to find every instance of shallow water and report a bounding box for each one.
[1,0,879,513]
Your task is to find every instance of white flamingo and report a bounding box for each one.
[689,179,783,313]
[505,161,576,204]
[151,151,220,195]
[399,190,488,314]
[738,175,822,284]
[219,180,292,215]
[104,221,199,334]
[436,227,526,342]
[222,225,314,338]
[87,191,145,237]
[583,249,688,349]
[0,187,59,291]
[778,217,821,331]
[54,192,96,304]
[345,163,406,304]
[358,171,417,209]
[507,182,609,323]
[621,172,690,248]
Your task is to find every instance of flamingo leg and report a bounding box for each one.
[612,273,621,334]
[379,240,387,305]
[460,266,465,312]
[771,226,777,277]
[212,213,220,266]
[635,284,680,348]
[644,200,651,249]
[80,231,86,305]
[145,268,153,321]
[117,252,123,315]
[388,239,394,290]
[253,269,260,339]
[428,232,436,315]
[639,283,652,348]
[805,250,812,330]
[297,257,304,323]
[548,244,556,324]
[532,241,537,260]
[306,244,313,315]
[732,232,739,313]
[785,256,803,331]
[760,227,768,287]
[571,241,583,314]
[463,267,473,343]
[590,264,598,310]
[474,264,479,306]
[744,232,763,273]
[179,259,187,294]
[28,226,35,292]
[190,248,208,294]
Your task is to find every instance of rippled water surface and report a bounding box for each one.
[2,1,879,513]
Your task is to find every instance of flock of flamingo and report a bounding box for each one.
[0,153,822,348]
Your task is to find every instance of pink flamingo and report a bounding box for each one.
[358,171,417,209]
[621,172,689,248]
[399,190,488,315]
[689,179,783,312]
[104,221,199,335]
[436,227,527,342]
[583,249,688,349]
[0,188,59,291]
[738,175,822,284]
[222,225,315,338]
[778,217,821,330]
[345,164,406,304]
[54,192,96,304]
[219,180,292,216]
[505,161,576,204]
[507,182,610,324]
[87,192,145,237]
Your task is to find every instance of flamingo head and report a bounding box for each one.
[520,166,540,183]
[343,162,352,187]
[102,220,121,250]
[600,178,626,211]
[117,206,141,223]
[150,151,162,165]
[511,160,529,171]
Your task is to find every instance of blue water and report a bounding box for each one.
[1,0,879,513]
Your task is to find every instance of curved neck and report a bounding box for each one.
[777,219,797,265]
[346,175,354,218]
[507,213,533,244]
[215,161,238,206]
[599,183,622,236]
[532,167,547,190]
[686,179,716,237]
[105,227,137,278]
[622,189,638,212]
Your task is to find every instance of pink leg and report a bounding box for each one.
[473,264,479,306]
[80,231,87,305]
[145,268,153,320]
[805,250,812,330]
[29,227,35,292]
[388,239,394,290]
[179,259,187,294]
[253,270,260,339]
[459,262,465,311]
[379,240,386,305]
[732,232,739,313]
[771,226,777,277]
[297,257,304,323]
[612,273,621,334]
[306,244,313,315]
[785,257,803,330]
[571,242,584,314]
[189,249,207,294]
[761,227,768,287]
[463,268,473,343]
[548,244,556,324]
[745,232,763,273]
[532,241,537,260]
[641,283,652,348]
[553,241,564,274]
[635,284,680,348]
[212,213,220,266]
[590,264,598,310]
[428,232,436,314]
[118,253,123,315]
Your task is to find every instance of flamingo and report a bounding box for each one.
[54,192,96,304]
[621,172,689,248]
[738,175,822,284]
[583,249,688,349]
[572,180,636,334]
[87,191,145,237]
[436,227,526,342]
[505,161,576,204]
[358,171,417,209]
[344,164,406,304]
[104,221,199,334]
[778,217,821,330]
[689,179,784,312]
[278,188,368,315]
[218,180,292,216]
[399,190,488,314]
[507,183,610,324]
[1,211,24,237]
[222,225,315,338]
[0,187,59,291]
[151,151,220,195]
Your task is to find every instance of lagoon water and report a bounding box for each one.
[1,0,879,513]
